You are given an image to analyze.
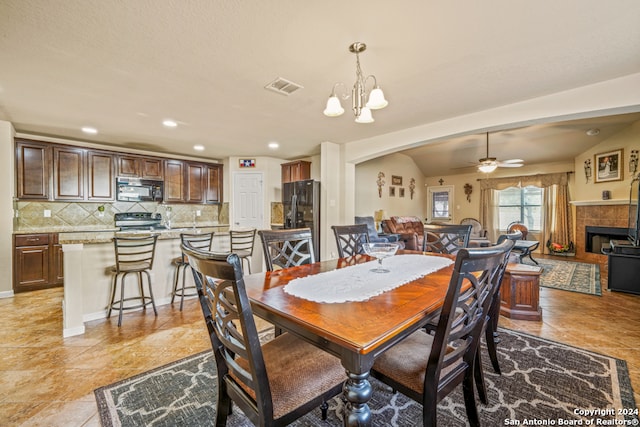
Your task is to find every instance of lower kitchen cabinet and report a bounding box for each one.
[13,233,63,293]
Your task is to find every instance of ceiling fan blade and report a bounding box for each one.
[498,162,524,168]
[501,158,524,164]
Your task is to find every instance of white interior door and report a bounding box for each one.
[232,171,264,229]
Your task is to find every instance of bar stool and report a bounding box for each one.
[229,228,257,273]
[108,234,159,327]
[171,232,214,310]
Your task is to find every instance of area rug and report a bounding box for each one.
[523,258,601,295]
[95,328,637,427]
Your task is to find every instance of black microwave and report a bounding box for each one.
[116,178,164,202]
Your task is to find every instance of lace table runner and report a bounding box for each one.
[283,254,454,303]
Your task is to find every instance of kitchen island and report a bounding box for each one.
[59,226,230,337]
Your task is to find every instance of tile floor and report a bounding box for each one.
[1,254,639,426]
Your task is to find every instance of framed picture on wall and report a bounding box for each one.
[392,175,403,185]
[594,149,623,183]
[399,188,405,198]
[389,186,396,197]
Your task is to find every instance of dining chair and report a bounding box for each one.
[229,228,257,273]
[422,223,473,254]
[331,224,370,257]
[371,239,513,427]
[171,232,214,311]
[258,228,315,271]
[181,243,345,427]
[107,234,159,327]
[483,231,522,374]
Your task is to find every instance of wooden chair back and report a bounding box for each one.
[258,228,315,271]
[423,223,472,254]
[507,222,529,239]
[331,224,370,257]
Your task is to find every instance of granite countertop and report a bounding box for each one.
[56,225,230,244]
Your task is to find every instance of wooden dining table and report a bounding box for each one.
[242,251,456,426]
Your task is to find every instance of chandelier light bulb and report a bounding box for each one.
[355,107,374,124]
[323,95,345,117]
[366,87,388,110]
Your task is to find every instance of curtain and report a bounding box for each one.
[479,172,573,250]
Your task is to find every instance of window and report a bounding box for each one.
[427,185,453,222]
[498,186,542,231]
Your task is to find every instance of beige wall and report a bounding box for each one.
[0,121,15,296]
[355,152,425,220]
[573,120,640,201]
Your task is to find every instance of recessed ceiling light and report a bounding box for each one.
[268,142,279,149]
[162,119,178,128]
[586,128,600,136]
[81,126,98,134]
[193,144,205,151]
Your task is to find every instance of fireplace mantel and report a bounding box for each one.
[570,199,628,206]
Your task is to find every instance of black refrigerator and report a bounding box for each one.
[283,179,321,260]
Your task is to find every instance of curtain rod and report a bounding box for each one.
[476,171,573,181]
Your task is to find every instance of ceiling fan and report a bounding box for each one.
[477,132,524,173]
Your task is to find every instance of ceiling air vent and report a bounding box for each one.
[264,77,303,96]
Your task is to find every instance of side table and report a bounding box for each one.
[500,263,543,321]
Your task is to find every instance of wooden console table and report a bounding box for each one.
[500,263,543,321]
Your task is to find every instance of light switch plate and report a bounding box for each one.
[44,209,51,218]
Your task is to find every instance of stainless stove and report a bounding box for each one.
[114,212,167,231]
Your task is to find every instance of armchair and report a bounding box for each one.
[381,216,425,251]
[460,218,491,247]
[354,216,403,246]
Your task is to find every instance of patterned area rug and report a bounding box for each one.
[95,329,637,427]
[523,258,602,295]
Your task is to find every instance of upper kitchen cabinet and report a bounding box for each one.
[186,162,206,203]
[281,160,311,183]
[117,154,164,180]
[87,151,115,201]
[164,159,185,202]
[164,160,223,204]
[205,164,223,203]
[53,146,85,201]
[16,139,50,200]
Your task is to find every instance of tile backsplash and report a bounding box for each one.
[14,201,229,232]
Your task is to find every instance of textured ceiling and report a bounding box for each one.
[1,1,640,176]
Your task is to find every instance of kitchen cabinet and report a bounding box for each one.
[13,233,63,293]
[53,146,85,200]
[87,151,115,201]
[15,138,223,204]
[205,164,222,203]
[16,139,50,200]
[165,160,223,204]
[117,154,164,180]
[281,160,311,183]
[164,159,185,202]
[186,162,206,203]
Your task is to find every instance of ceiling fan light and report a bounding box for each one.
[355,107,374,123]
[323,95,344,117]
[478,163,498,173]
[366,87,388,110]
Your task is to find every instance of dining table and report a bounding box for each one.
[242,250,457,426]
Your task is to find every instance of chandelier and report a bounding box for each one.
[323,42,388,123]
